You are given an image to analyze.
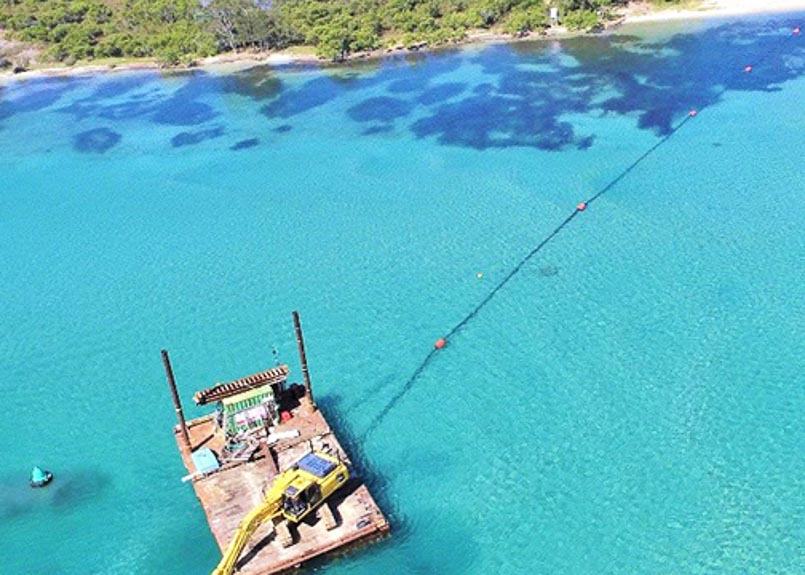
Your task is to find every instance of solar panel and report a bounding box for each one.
[297,452,337,478]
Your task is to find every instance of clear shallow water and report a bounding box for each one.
[2,14,804,575]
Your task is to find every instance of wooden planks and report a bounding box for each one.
[193,365,290,406]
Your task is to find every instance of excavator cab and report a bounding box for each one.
[282,482,322,521]
[279,452,346,522]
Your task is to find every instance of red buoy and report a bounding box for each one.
[576,202,587,212]
[744,65,753,72]
[434,338,447,350]
[689,109,698,117]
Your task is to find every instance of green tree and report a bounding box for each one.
[562,9,598,30]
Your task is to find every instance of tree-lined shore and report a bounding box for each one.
[1,0,643,69]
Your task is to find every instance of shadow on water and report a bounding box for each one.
[316,394,413,540]
[0,469,111,520]
[296,393,482,572]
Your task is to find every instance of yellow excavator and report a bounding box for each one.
[211,450,349,575]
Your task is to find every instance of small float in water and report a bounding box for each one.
[30,466,53,488]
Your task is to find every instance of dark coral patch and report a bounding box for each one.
[411,92,589,151]
[473,83,496,96]
[171,127,225,148]
[222,69,282,101]
[576,136,595,150]
[387,77,424,94]
[153,99,217,126]
[261,77,343,119]
[89,75,154,100]
[539,265,559,277]
[1,88,68,121]
[362,125,394,135]
[230,138,260,151]
[273,124,293,133]
[397,21,805,151]
[347,96,414,123]
[417,83,466,105]
[73,127,122,153]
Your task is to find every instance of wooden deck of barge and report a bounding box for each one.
[174,396,389,575]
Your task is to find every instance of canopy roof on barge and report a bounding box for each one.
[193,365,289,405]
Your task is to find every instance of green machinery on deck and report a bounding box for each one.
[192,365,289,441]
[220,385,279,436]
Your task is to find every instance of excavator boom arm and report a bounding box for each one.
[209,451,349,575]
[211,495,282,575]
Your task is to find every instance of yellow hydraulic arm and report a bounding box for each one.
[210,451,349,575]
[211,495,282,575]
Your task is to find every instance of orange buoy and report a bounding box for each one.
[744,65,753,72]
[576,202,587,212]
[434,338,447,350]
[689,109,698,117]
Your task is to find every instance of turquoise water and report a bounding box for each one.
[2,14,804,574]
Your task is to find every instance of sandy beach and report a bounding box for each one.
[624,0,805,22]
[1,0,803,84]
[624,0,805,23]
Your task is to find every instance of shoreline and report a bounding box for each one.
[624,0,805,22]
[1,0,803,85]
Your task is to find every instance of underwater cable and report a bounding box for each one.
[360,24,801,440]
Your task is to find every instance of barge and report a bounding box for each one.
[163,312,389,574]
